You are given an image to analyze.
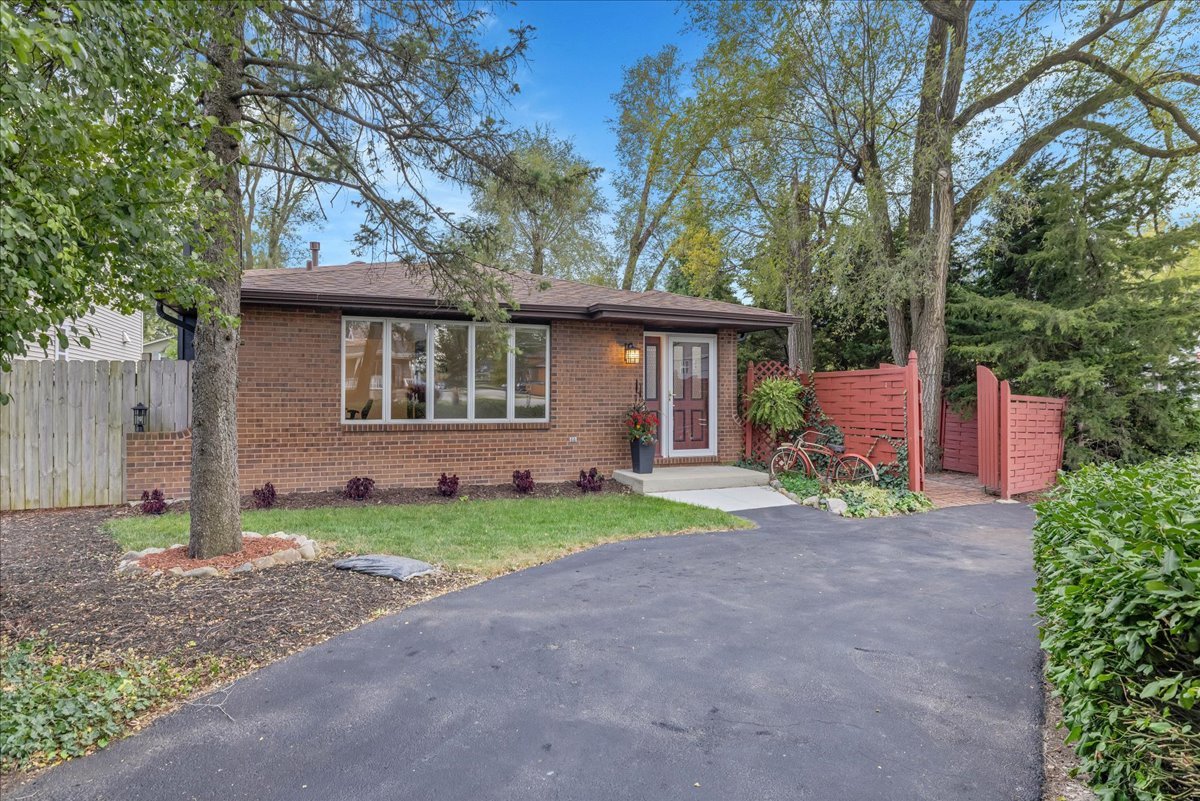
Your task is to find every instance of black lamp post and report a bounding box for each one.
[132,402,148,433]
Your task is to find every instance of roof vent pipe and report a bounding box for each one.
[309,241,320,270]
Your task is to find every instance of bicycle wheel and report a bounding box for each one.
[768,447,812,480]
[833,454,878,484]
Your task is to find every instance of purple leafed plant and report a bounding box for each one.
[252,482,277,509]
[576,468,604,493]
[140,489,166,515]
[437,472,460,498]
[344,476,376,501]
[512,470,535,494]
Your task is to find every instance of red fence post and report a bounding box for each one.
[743,361,755,461]
[976,365,1000,493]
[905,350,923,492]
[999,379,1012,500]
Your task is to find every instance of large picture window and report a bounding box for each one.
[342,317,550,423]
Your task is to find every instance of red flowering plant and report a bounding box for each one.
[623,403,659,445]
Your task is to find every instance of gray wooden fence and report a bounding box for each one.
[0,359,191,510]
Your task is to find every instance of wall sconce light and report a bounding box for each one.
[623,342,642,365]
[132,402,148,433]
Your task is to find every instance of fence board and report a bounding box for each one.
[0,359,191,510]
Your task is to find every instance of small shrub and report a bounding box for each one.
[747,377,806,437]
[1033,456,1200,800]
[344,476,376,501]
[436,473,460,498]
[139,489,166,515]
[252,482,277,509]
[576,467,604,493]
[512,470,535,494]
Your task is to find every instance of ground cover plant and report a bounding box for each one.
[0,639,206,773]
[1033,455,1200,800]
[108,494,748,576]
[776,473,932,517]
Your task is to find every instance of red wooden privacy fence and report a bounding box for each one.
[743,351,924,492]
[940,365,1066,499]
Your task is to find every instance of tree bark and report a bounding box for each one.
[913,0,972,471]
[914,165,954,472]
[786,173,814,373]
[189,4,246,559]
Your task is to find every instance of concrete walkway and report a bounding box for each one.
[26,503,1041,801]
[649,485,795,511]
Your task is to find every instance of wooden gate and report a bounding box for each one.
[0,360,191,510]
[940,365,1065,499]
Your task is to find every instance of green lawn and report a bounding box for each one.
[107,495,750,575]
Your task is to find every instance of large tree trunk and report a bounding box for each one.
[914,165,954,472]
[786,173,814,372]
[189,5,246,559]
[914,0,972,472]
[886,305,909,365]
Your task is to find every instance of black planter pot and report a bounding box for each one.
[630,440,656,474]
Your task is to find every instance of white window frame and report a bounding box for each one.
[341,316,550,425]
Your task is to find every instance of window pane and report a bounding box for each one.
[390,322,428,420]
[644,342,658,401]
[514,328,548,419]
[344,320,384,421]
[474,325,510,420]
[432,324,469,419]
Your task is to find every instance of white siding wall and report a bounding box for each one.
[20,308,144,362]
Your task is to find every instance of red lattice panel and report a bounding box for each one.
[744,361,908,472]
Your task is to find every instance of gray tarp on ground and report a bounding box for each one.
[332,555,437,581]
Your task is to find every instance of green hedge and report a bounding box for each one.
[1033,455,1199,801]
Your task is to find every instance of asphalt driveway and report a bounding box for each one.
[24,502,1042,801]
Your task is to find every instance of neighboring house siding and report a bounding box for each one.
[125,305,740,499]
[20,307,143,361]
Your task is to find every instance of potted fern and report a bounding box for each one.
[624,403,659,474]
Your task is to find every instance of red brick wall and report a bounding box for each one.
[125,307,742,499]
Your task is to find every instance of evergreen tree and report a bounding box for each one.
[949,153,1200,467]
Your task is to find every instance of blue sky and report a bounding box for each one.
[297,0,703,267]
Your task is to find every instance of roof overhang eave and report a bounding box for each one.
[240,289,798,331]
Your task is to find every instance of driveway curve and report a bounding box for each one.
[25,503,1042,801]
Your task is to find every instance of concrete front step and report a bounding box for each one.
[612,465,769,494]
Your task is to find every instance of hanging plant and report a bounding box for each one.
[747,377,807,438]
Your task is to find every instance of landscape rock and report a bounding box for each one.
[298,543,316,560]
[252,555,276,569]
[824,498,849,516]
[231,562,255,574]
[137,547,165,557]
[269,531,290,539]
[120,551,141,563]
[181,566,219,578]
[802,495,820,507]
[168,567,184,576]
[243,532,262,539]
[274,548,302,565]
[118,562,145,575]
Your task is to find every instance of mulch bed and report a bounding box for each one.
[138,537,296,572]
[146,477,630,514]
[0,508,475,668]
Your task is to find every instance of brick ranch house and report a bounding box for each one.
[126,263,795,500]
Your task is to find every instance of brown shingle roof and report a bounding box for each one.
[241,263,796,331]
